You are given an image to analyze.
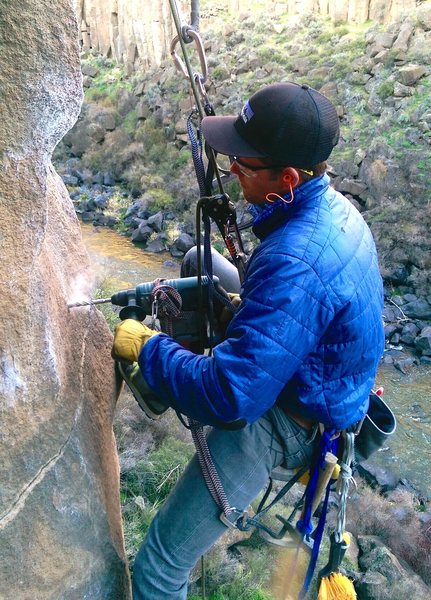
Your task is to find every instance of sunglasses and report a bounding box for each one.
[231,157,314,179]
[230,157,276,178]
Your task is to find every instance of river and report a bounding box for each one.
[80,223,431,497]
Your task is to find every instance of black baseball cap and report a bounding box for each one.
[201,82,340,168]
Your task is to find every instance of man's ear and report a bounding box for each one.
[282,167,300,188]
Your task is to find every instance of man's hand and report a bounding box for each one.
[112,319,160,363]
[219,293,241,337]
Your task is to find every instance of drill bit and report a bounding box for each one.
[67,298,112,309]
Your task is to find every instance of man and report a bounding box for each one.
[113,82,384,599]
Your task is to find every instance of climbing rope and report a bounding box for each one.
[150,279,237,523]
[189,419,236,522]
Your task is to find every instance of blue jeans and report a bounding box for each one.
[132,407,315,599]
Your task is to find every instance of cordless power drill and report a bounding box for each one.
[68,275,230,350]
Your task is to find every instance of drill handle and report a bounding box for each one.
[117,290,147,321]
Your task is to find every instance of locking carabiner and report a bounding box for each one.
[170,28,208,84]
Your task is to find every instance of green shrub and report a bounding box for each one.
[212,65,230,80]
[377,80,394,99]
[123,109,138,136]
[122,501,157,561]
[146,188,175,212]
[93,279,122,331]
[121,437,194,505]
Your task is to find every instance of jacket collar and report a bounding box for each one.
[251,174,330,240]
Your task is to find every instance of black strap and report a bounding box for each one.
[236,464,309,534]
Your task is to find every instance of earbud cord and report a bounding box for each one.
[265,182,294,204]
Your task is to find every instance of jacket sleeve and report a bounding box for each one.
[139,249,334,426]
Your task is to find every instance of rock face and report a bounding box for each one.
[0,2,130,598]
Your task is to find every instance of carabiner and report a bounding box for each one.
[170,29,208,83]
[194,73,209,103]
[151,298,159,329]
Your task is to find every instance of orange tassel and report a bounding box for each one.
[318,573,357,600]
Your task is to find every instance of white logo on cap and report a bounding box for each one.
[241,101,254,123]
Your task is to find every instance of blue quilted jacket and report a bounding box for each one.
[140,174,384,430]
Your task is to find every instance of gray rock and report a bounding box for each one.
[137,99,151,120]
[70,169,84,183]
[82,75,93,88]
[390,332,401,344]
[308,66,331,79]
[357,535,431,597]
[399,322,419,345]
[356,462,398,491]
[393,22,414,51]
[357,536,403,584]
[89,124,105,143]
[393,356,414,373]
[145,237,166,253]
[169,244,185,258]
[337,178,368,196]
[397,65,427,86]
[173,232,195,253]
[384,324,400,339]
[117,89,138,116]
[96,111,116,131]
[367,92,384,116]
[393,81,414,97]
[92,172,104,185]
[147,211,164,232]
[103,172,115,186]
[134,81,145,96]
[131,224,153,243]
[373,33,397,49]
[382,306,401,322]
[62,174,79,185]
[94,194,109,210]
[319,81,338,102]
[292,57,310,75]
[357,570,388,599]
[417,3,431,31]
[162,260,178,269]
[81,211,96,222]
[124,201,141,218]
[415,326,431,355]
[62,123,93,157]
[386,264,410,285]
[81,64,99,77]
[402,299,431,319]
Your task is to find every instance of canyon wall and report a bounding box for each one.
[77,0,420,70]
[0,1,131,597]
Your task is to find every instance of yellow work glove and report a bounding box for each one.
[219,293,242,337]
[112,319,160,363]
